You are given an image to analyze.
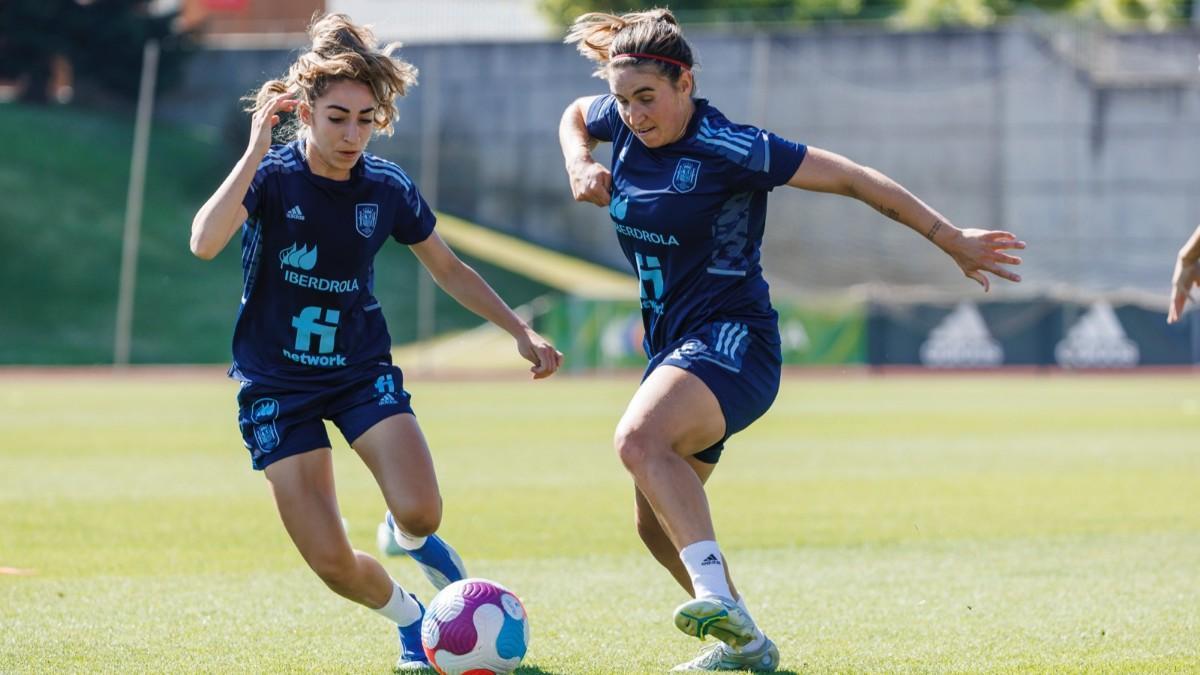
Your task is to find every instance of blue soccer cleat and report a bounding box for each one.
[394,594,431,672]
[384,511,467,591]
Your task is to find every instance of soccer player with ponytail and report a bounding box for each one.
[191,14,561,670]
[559,8,1024,670]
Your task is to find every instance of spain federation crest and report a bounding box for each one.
[672,158,701,193]
[355,203,379,238]
[253,423,279,452]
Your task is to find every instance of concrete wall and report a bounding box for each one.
[158,24,1200,297]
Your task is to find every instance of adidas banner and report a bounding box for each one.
[867,299,1197,368]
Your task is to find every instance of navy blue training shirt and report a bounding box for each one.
[585,96,807,356]
[230,140,434,389]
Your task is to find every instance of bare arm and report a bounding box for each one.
[189,156,255,260]
[409,232,562,378]
[1178,225,1200,264]
[190,92,298,260]
[1168,224,1200,323]
[788,147,1025,292]
[558,96,612,207]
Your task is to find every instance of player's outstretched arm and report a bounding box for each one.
[409,232,564,378]
[559,96,612,207]
[787,147,1025,292]
[190,92,299,260]
[1168,224,1200,324]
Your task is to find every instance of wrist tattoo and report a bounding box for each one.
[926,219,945,241]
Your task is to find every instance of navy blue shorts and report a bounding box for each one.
[643,321,782,464]
[236,364,414,471]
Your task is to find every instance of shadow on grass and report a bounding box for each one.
[516,666,801,674]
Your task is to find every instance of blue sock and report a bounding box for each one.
[385,511,467,590]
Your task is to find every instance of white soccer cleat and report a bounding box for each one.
[377,519,404,557]
[670,637,780,671]
[673,596,758,648]
[393,657,434,673]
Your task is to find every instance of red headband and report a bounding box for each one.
[611,52,691,71]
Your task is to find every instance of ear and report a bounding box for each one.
[677,70,694,97]
[297,100,313,126]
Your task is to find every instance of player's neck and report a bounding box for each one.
[665,99,696,145]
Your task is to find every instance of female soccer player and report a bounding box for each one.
[1168,224,1200,324]
[558,9,1025,671]
[190,14,561,671]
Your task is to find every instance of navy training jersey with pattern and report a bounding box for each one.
[230,140,434,389]
[584,95,807,357]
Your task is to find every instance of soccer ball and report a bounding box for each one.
[421,578,530,675]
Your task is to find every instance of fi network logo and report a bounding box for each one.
[283,306,347,367]
[292,307,339,353]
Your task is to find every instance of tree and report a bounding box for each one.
[0,0,193,104]
[537,0,1187,28]
[537,0,905,25]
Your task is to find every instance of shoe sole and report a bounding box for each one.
[673,598,756,648]
[670,639,780,671]
[393,661,435,673]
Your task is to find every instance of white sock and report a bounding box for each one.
[391,523,427,551]
[374,581,422,626]
[679,540,733,601]
[734,594,767,652]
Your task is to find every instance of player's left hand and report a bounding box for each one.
[945,228,1026,292]
[1168,255,1200,324]
[517,330,564,379]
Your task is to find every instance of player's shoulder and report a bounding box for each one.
[686,100,772,170]
[255,141,304,175]
[588,93,617,116]
[360,152,417,193]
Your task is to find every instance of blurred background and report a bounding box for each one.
[2,0,1198,371]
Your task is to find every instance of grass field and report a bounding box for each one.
[1,370,1198,673]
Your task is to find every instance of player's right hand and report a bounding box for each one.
[1168,255,1200,324]
[567,157,612,207]
[516,329,564,380]
[248,91,300,158]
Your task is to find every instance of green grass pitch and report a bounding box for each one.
[1,371,1198,673]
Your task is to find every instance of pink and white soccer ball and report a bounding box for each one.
[421,578,530,675]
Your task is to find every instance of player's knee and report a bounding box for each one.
[614,424,663,472]
[392,508,441,538]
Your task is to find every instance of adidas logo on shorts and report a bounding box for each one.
[379,393,398,406]
[286,205,305,221]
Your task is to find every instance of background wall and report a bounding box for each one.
[157,23,1200,298]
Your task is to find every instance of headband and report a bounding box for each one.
[611,52,691,71]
